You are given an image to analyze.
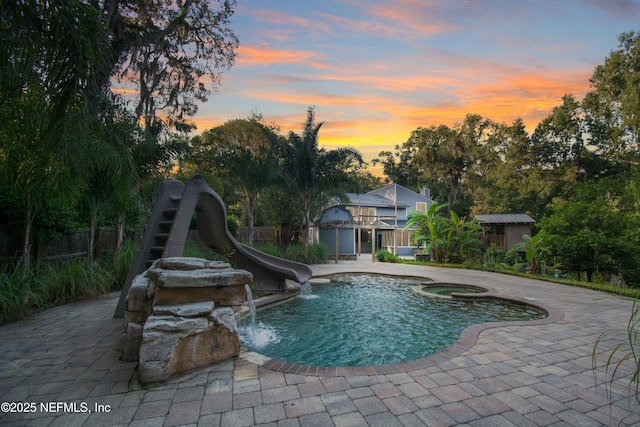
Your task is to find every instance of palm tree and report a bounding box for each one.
[406,202,448,262]
[0,0,111,269]
[406,203,482,263]
[82,101,140,263]
[280,107,364,245]
[446,211,483,263]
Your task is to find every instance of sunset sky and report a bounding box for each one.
[195,0,640,175]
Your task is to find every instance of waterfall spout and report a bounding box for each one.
[299,282,318,299]
[245,284,257,332]
[241,284,279,349]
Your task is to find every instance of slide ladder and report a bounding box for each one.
[114,175,312,318]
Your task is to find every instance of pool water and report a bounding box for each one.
[239,274,546,367]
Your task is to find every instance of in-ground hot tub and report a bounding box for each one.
[416,283,489,298]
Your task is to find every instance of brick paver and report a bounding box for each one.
[1,258,639,426]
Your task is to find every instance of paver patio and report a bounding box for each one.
[1,258,639,426]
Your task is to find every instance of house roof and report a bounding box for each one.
[475,213,535,224]
[367,183,433,203]
[344,193,409,208]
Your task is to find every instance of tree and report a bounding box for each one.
[406,202,448,263]
[373,145,423,189]
[531,95,584,169]
[81,99,140,262]
[406,202,481,264]
[0,0,112,268]
[0,0,111,120]
[541,179,638,282]
[586,31,640,156]
[446,210,483,264]
[98,0,239,128]
[471,119,548,218]
[280,107,364,245]
[389,114,495,215]
[191,116,280,245]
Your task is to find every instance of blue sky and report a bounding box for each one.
[193,0,640,174]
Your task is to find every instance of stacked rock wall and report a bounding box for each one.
[120,257,252,385]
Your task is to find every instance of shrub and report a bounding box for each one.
[257,243,328,264]
[110,239,137,286]
[183,239,228,261]
[0,263,43,325]
[376,249,401,263]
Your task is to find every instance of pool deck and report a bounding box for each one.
[1,257,639,426]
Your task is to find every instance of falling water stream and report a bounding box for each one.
[241,284,279,348]
[298,281,318,299]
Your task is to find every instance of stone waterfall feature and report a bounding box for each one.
[120,257,252,385]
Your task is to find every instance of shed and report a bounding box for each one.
[315,206,356,259]
[474,213,535,251]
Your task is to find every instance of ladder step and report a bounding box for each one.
[155,233,169,242]
[159,220,173,230]
[163,207,177,218]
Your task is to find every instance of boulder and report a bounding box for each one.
[158,257,208,270]
[126,275,151,314]
[153,301,215,317]
[138,308,239,384]
[150,267,252,288]
[121,257,251,385]
[120,322,144,362]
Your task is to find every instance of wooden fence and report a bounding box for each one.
[1,225,280,267]
[235,227,277,246]
[0,228,128,266]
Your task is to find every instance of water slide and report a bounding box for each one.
[114,174,312,318]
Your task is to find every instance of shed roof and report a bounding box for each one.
[474,213,535,224]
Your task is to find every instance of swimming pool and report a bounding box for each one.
[239,274,546,367]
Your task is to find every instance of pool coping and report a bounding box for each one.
[242,273,564,376]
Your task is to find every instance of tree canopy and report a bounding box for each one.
[280,107,365,245]
[98,0,239,129]
[372,31,640,283]
[1,9,640,288]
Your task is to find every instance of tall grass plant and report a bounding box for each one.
[593,301,640,418]
[0,240,136,325]
[0,262,43,324]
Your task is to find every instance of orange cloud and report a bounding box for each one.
[200,64,593,147]
[111,87,138,96]
[236,45,328,69]
[248,8,332,35]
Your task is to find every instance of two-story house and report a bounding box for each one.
[312,184,435,259]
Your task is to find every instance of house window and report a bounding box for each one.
[416,202,427,213]
[346,207,375,223]
[363,208,376,223]
[381,230,413,247]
